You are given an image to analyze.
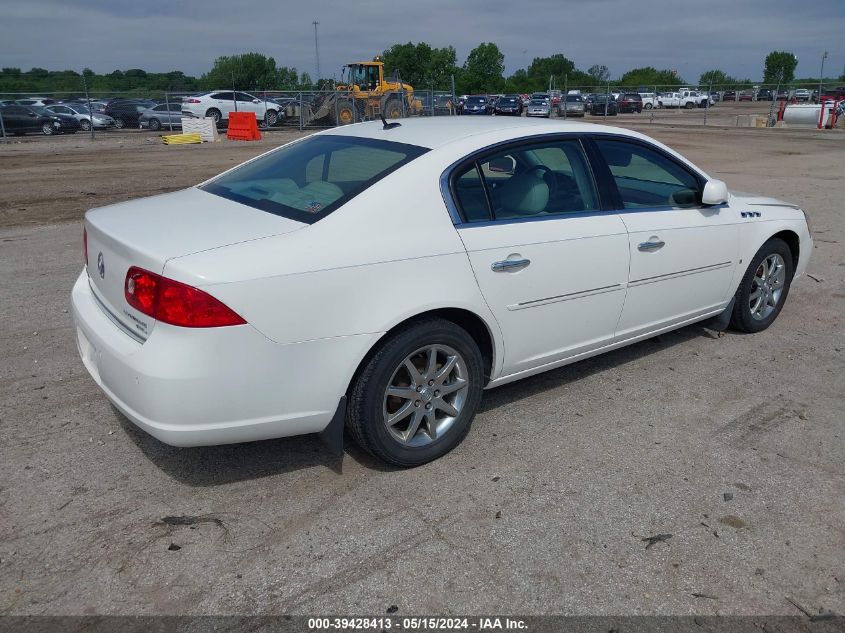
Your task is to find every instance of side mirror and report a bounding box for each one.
[253,99,260,103]
[702,179,728,205]
[488,156,516,174]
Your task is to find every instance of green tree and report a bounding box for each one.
[619,66,683,88]
[526,54,576,92]
[382,42,457,90]
[460,42,505,93]
[699,69,731,87]
[587,64,610,84]
[201,53,286,91]
[763,51,798,84]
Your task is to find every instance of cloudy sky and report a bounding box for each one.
[2,0,844,82]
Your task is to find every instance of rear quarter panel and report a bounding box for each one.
[163,150,504,372]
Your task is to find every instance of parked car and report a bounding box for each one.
[710,91,722,102]
[776,89,789,101]
[14,97,56,107]
[0,104,80,135]
[756,89,774,101]
[739,91,754,102]
[589,94,618,116]
[72,117,813,466]
[461,96,492,115]
[138,103,184,131]
[103,100,156,129]
[180,91,282,126]
[525,98,551,118]
[493,95,523,116]
[617,93,643,113]
[793,89,811,102]
[638,92,659,109]
[431,94,457,115]
[819,86,845,102]
[558,94,585,117]
[48,103,115,131]
[722,90,737,102]
[584,93,597,111]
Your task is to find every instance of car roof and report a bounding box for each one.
[319,117,644,152]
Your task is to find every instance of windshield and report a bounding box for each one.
[565,95,583,102]
[201,135,428,224]
[529,100,547,106]
[500,98,518,104]
[466,97,486,104]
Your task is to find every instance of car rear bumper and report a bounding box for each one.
[71,270,379,447]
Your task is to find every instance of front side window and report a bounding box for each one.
[201,135,427,224]
[452,139,599,223]
[595,138,701,209]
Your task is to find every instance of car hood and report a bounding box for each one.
[729,191,799,209]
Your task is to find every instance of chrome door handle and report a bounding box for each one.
[491,258,531,272]
[638,240,666,251]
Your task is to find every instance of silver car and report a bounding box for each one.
[139,103,183,131]
[47,104,115,131]
[558,94,586,117]
[526,98,551,118]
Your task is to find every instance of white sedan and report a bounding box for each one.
[72,118,812,466]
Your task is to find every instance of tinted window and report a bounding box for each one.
[595,139,701,209]
[453,139,598,223]
[236,92,255,102]
[466,97,487,104]
[153,105,167,111]
[4,106,27,114]
[210,92,233,100]
[201,135,427,224]
[565,95,583,102]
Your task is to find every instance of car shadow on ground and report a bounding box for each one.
[117,322,720,486]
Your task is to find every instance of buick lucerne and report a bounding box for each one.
[72,118,812,466]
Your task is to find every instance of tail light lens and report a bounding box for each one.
[124,267,246,328]
[185,98,201,103]
[83,227,88,266]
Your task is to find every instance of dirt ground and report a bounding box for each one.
[0,108,843,617]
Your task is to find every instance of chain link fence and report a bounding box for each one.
[2,81,843,142]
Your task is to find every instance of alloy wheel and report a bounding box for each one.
[382,344,469,447]
[750,253,786,320]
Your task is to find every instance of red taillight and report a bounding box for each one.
[185,98,201,103]
[83,227,88,266]
[124,266,246,328]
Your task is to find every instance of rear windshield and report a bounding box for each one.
[201,135,428,224]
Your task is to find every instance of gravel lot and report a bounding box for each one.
[0,114,843,617]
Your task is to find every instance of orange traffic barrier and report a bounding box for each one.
[227,112,261,141]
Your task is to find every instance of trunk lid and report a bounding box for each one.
[84,187,305,340]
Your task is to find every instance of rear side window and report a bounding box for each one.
[595,139,701,209]
[452,139,599,223]
[201,135,428,224]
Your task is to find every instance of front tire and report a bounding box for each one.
[205,108,222,125]
[264,109,279,126]
[148,118,162,131]
[730,238,794,333]
[347,318,484,467]
[41,122,54,135]
[80,119,92,131]
[113,117,125,129]
[383,98,403,119]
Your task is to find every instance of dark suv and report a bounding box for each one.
[589,94,618,116]
[103,99,156,129]
[617,93,643,113]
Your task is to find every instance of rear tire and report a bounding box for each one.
[685,101,696,109]
[347,318,484,467]
[730,238,794,333]
[644,103,653,110]
[113,117,125,129]
[205,108,222,125]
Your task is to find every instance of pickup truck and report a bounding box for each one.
[658,90,713,109]
[638,92,659,109]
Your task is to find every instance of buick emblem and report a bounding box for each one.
[97,252,105,279]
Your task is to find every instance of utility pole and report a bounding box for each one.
[818,51,828,102]
[313,21,321,81]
